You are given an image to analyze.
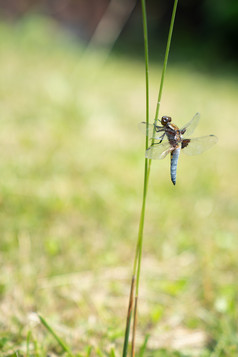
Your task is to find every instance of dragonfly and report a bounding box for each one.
[140,113,218,185]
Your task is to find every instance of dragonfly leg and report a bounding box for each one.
[158,133,165,143]
[153,123,165,132]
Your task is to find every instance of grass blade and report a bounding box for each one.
[38,313,74,357]
[122,0,179,355]
[138,334,150,357]
[154,0,179,121]
[122,275,135,357]
[110,347,117,357]
[131,0,179,354]
[131,296,138,357]
[122,0,150,355]
[26,330,31,356]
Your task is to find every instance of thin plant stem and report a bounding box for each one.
[131,296,138,357]
[134,0,150,291]
[137,0,179,294]
[154,0,179,121]
[38,314,74,357]
[132,0,179,355]
[122,0,149,355]
[122,275,135,357]
[123,0,178,355]
[26,331,31,356]
[148,0,179,176]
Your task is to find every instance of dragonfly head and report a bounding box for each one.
[161,115,172,126]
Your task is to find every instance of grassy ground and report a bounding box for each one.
[0,16,238,357]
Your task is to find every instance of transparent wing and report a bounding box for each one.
[182,135,218,156]
[145,141,172,160]
[180,112,200,138]
[138,122,165,140]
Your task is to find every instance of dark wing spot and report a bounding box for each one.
[182,139,190,149]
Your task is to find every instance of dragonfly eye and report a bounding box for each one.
[161,115,172,125]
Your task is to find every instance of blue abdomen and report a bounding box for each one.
[170,147,181,185]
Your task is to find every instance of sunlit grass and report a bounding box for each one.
[0,16,237,356]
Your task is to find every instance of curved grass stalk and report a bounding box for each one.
[147,0,179,177]
[122,0,149,352]
[122,1,179,356]
[38,314,74,357]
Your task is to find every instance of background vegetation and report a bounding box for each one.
[0,12,237,357]
[1,0,238,65]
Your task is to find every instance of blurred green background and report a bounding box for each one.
[0,1,238,356]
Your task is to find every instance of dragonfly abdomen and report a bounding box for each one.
[170,147,181,185]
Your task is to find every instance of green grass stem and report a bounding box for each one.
[38,314,74,357]
[137,0,179,296]
[122,275,135,357]
[154,0,179,121]
[138,334,150,356]
[147,0,179,176]
[122,1,150,355]
[26,331,31,356]
[131,296,138,357]
[123,0,179,355]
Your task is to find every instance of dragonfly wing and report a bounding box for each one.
[145,141,171,160]
[180,112,200,138]
[138,122,165,140]
[182,135,218,156]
